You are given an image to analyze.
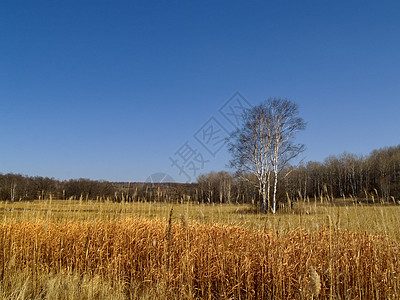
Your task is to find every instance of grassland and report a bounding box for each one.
[0,199,399,299]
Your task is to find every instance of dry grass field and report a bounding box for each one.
[0,199,399,299]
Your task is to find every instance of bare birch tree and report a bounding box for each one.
[229,98,306,213]
[228,104,273,213]
[268,98,306,213]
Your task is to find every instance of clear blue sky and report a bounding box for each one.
[1,1,399,182]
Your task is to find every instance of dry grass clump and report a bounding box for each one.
[0,218,399,299]
[307,266,321,299]
[0,269,126,299]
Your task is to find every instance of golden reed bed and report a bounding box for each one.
[0,217,399,299]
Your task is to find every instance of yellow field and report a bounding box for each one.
[0,200,399,299]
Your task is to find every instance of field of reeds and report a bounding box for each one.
[0,199,399,299]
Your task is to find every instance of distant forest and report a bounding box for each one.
[1,145,399,204]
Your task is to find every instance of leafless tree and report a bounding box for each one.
[268,99,306,213]
[228,104,272,212]
[229,98,306,213]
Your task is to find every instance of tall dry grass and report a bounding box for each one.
[1,200,400,241]
[0,269,126,300]
[0,216,399,299]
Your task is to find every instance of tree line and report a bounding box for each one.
[284,145,400,202]
[0,174,205,203]
[196,145,400,208]
[0,171,259,204]
[0,175,116,201]
[1,142,399,205]
[1,148,398,206]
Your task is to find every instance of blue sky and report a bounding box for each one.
[1,1,399,182]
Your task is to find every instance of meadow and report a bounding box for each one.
[0,199,399,299]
